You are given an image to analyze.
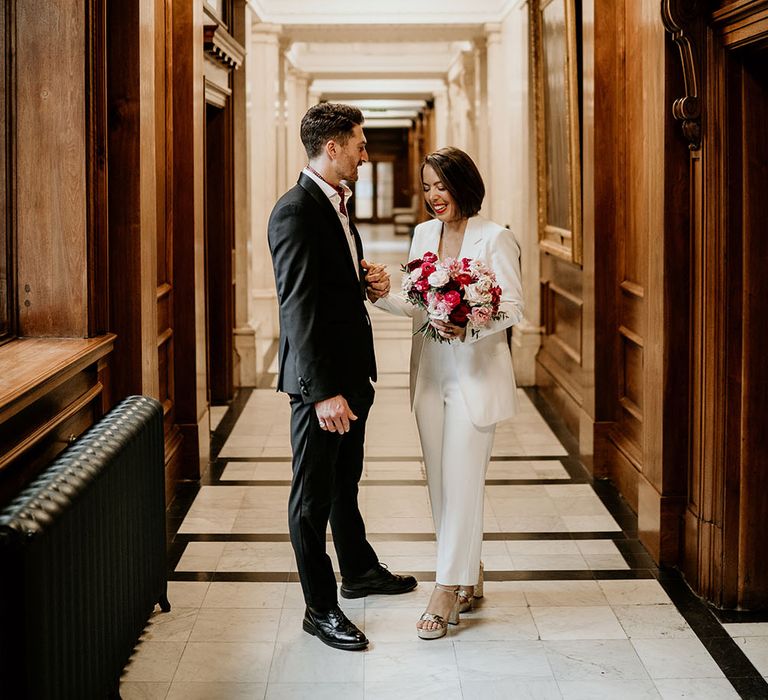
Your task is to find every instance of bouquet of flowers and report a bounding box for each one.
[401,251,507,343]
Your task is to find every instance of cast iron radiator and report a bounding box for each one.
[0,395,170,699]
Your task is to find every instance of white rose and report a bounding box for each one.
[428,268,450,287]
[464,283,492,305]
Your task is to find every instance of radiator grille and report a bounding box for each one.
[0,395,168,699]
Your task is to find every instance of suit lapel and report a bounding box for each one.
[458,216,485,260]
[298,173,361,286]
[416,219,442,258]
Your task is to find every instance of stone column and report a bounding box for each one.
[285,66,310,179]
[484,23,505,223]
[433,84,449,150]
[247,20,282,375]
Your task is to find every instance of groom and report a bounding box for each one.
[268,102,417,651]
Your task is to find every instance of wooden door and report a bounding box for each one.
[204,102,235,405]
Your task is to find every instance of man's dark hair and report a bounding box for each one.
[421,147,485,219]
[300,102,364,159]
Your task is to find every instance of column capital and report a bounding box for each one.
[250,21,283,42]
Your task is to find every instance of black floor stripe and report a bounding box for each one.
[168,569,657,584]
[658,573,768,698]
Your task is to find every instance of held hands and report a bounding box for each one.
[362,259,390,302]
[431,319,467,342]
[315,394,358,434]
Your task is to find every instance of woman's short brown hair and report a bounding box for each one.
[421,147,485,219]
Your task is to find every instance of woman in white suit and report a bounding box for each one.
[374,147,524,639]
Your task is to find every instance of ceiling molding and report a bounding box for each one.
[249,0,517,26]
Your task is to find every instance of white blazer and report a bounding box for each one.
[374,216,524,427]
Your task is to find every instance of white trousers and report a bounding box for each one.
[414,340,496,585]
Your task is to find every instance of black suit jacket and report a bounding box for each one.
[268,173,377,403]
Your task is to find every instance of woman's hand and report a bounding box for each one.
[431,319,466,342]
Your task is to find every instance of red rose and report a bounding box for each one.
[406,258,423,271]
[421,262,436,277]
[444,290,461,309]
[414,278,430,292]
[461,257,471,270]
[449,302,471,325]
[455,273,473,287]
[422,251,438,263]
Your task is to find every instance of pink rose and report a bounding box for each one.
[470,306,493,327]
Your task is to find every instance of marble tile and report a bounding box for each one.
[202,582,287,609]
[265,683,363,699]
[598,580,672,606]
[364,679,463,699]
[166,581,210,608]
[140,608,198,642]
[458,606,540,641]
[652,678,740,699]
[521,581,609,607]
[119,682,171,700]
[122,641,186,682]
[174,642,274,682]
[167,682,267,700]
[543,640,650,681]
[363,641,458,683]
[175,542,226,572]
[557,679,661,699]
[530,606,627,640]
[732,635,768,675]
[506,540,581,555]
[485,460,569,480]
[723,622,768,637]
[630,638,724,679]
[269,638,364,683]
[454,640,553,681]
[460,679,563,699]
[473,581,528,608]
[189,608,281,642]
[216,541,294,572]
[511,554,589,571]
[613,605,694,639]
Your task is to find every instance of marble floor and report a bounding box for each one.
[121,227,768,699]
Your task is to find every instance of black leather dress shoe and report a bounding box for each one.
[340,562,418,599]
[302,605,368,651]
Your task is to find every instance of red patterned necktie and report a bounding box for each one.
[307,166,347,216]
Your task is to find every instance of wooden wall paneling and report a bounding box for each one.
[1,1,13,342]
[106,0,160,401]
[735,47,768,609]
[172,0,208,478]
[592,0,624,483]
[16,0,88,337]
[156,0,183,486]
[86,0,109,337]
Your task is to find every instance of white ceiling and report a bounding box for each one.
[249,0,515,126]
[249,0,516,25]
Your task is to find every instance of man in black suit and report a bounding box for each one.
[268,103,417,651]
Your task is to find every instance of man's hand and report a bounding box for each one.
[362,259,390,302]
[315,394,358,434]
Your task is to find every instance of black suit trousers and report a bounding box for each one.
[288,385,378,610]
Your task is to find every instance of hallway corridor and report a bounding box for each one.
[118,231,767,699]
